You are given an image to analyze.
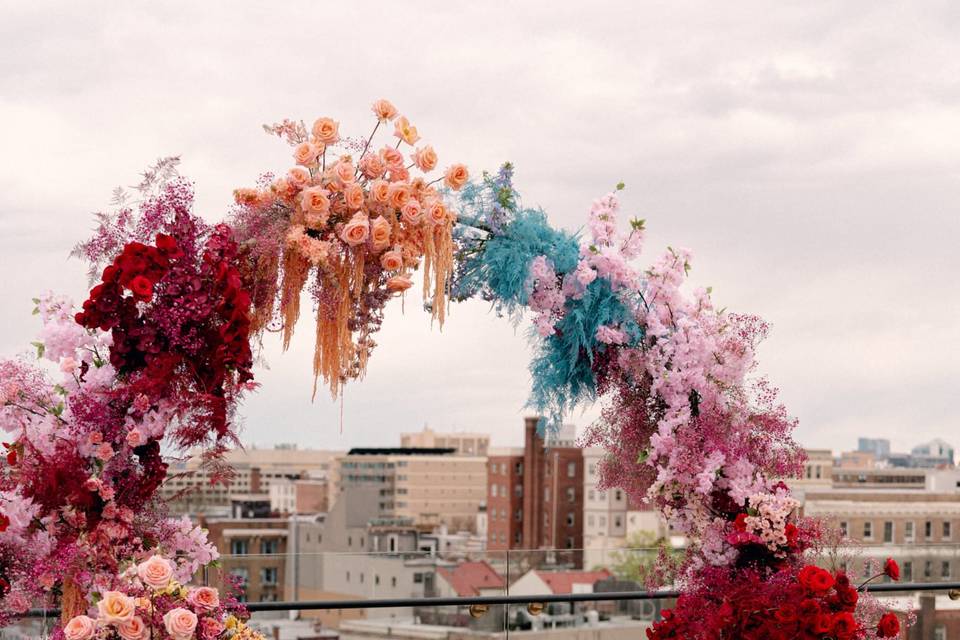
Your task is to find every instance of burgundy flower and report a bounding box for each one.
[884,558,900,581]
[877,612,900,638]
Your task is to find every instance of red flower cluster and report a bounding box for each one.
[646,564,902,640]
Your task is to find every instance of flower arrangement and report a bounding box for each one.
[230,99,468,397]
[58,553,263,640]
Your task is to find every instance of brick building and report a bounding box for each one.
[201,517,288,603]
[487,418,584,564]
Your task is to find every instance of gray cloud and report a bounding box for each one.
[1,1,957,452]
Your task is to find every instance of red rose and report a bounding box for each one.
[835,571,851,589]
[832,611,859,639]
[0,513,9,532]
[129,275,154,300]
[774,603,798,623]
[884,558,900,581]
[733,513,748,532]
[877,612,900,637]
[798,565,835,594]
[836,585,859,609]
[784,522,799,547]
[6,449,15,465]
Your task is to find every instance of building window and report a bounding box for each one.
[588,515,595,527]
[615,490,623,501]
[926,521,933,539]
[413,572,424,584]
[515,462,523,475]
[905,521,915,542]
[501,463,507,474]
[348,536,352,547]
[375,575,380,586]
[499,532,506,544]
[514,531,522,544]
[614,515,623,529]
[565,537,575,549]
[346,571,351,582]
[567,512,575,526]
[515,484,523,497]
[230,539,249,555]
[516,509,522,522]
[839,521,848,537]
[945,522,953,540]
[934,626,947,640]
[360,573,365,584]
[491,485,498,498]
[567,462,576,478]
[566,487,576,503]
[260,567,278,586]
[544,488,551,503]
[391,577,397,588]
[589,490,596,501]
[230,568,249,586]
[925,561,933,579]
[261,539,279,554]
[588,463,596,476]
[883,521,893,543]
[943,561,952,579]
[863,522,873,540]
[903,561,913,581]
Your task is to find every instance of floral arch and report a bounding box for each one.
[0,100,904,640]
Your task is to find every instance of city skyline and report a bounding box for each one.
[2,2,958,454]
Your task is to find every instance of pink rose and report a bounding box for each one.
[95,442,115,462]
[400,199,423,225]
[344,184,365,210]
[370,217,392,252]
[63,615,96,640]
[412,145,438,172]
[136,554,174,589]
[60,356,78,374]
[299,186,330,214]
[371,99,398,122]
[444,164,469,190]
[393,116,420,145]
[293,142,320,167]
[186,586,220,611]
[126,428,144,448]
[97,590,135,624]
[163,607,198,640]
[340,213,370,247]
[311,117,340,145]
[117,615,149,640]
[386,275,414,293]
[380,250,404,272]
[287,166,310,188]
[359,153,386,179]
[333,159,356,185]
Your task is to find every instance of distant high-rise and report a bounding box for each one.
[857,438,891,458]
[400,426,490,456]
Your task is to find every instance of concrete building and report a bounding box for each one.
[858,438,891,459]
[336,448,487,532]
[201,516,288,603]
[400,426,490,456]
[487,418,584,566]
[911,439,956,468]
[583,447,628,570]
[269,477,329,515]
[162,445,342,513]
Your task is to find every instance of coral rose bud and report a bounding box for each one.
[371,99,398,122]
[444,164,469,190]
[311,117,340,145]
[413,145,438,172]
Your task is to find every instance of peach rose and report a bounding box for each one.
[379,146,405,172]
[340,213,370,246]
[412,145,438,172]
[163,607,198,640]
[444,164,469,190]
[359,153,386,179]
[370,179,390,204]
[311,117,340,145]
[388,166,410,183]
[387,183,411,210]
[425,200,447,225]
[233,188,259,205]
[200,617,226,639]
[333,159,355,185]
[386,274,414,293]
[304,210,329,229]
[186,586,220,611]
[400,199,423,225]
[287,166,310,188]
[136,554,174,589]
[299,186,330,214]
[371,99,398,122]
[293,142,319,167]
[370,217,392,251]
[393,116,420,145]
[63,615,96,640]
[117,615,149,640]
[344,184,365,210]
[97,589,135,623]
[380,249,404,271]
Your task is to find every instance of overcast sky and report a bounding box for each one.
[1,2,958,453]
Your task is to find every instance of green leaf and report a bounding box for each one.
[616,181,625,191]
[630,218,646,231]
[636,449,649,464]
[31,341,45,359]
[53,384,68,396]
[51,402,64,417]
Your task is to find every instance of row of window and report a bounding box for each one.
[490,508,523,522]
[587,514,624,529]
[840,520,952,542]
[229,539,280,555]
[587,489,624,502]
[489,461,524,476]
[345,571,400,587]
[229,566,279,585]
[490,484,523,498]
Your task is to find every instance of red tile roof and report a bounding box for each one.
[437,561,506,597]
[534,569,613,594]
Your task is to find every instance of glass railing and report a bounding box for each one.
[14,545,960,638]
